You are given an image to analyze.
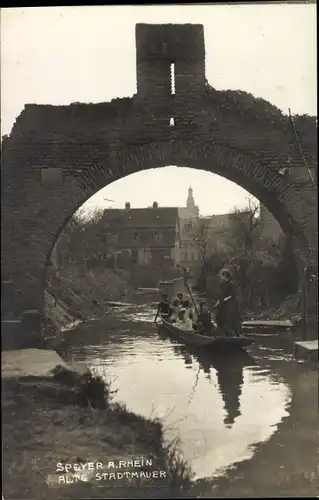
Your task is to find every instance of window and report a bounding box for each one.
[131,249,138,263]
[169,117,175,127]
[154,232,163,241]
[170,63,175,95]
[111,234,118,242]
[133,232,139,241]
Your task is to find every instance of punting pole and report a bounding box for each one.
[179,265,199,316]
[301,266,308,341]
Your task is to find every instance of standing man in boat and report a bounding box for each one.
[154,293,171,323]
[213,268,242,337]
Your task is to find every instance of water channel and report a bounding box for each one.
[60,299,292,481]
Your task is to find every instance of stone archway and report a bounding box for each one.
[1,135,313,313]
[1,23,317,341]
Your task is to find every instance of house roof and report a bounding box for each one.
[103,207,180,248]
[103,207,179,229]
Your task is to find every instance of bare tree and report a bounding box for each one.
[52,214,84,269]
[183,218,212,270]
[79,208,108,265]
[53,208,109,269]
[228,195,261,256]
[226,196,263,308]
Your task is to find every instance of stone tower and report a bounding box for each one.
[178,186,199,220]
[186,186,197,212]
[135,23,205,128]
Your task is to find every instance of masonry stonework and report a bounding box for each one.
[1,24,317,338]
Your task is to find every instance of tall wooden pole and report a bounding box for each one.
[185,282,199,317]
[301,266,308,341]
[179,265,199,316]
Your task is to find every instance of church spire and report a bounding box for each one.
[185,185,199,217]
[187,185,195,209]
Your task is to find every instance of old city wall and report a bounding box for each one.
[1,24,317,337]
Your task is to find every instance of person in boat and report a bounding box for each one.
[169,298,181,323]
[189,301,198,325]
[154,293,171,322]
[175,300,194,331]
[176,292,184,306]
[195,300,205,319]
[179,265,192,279]
[196,302,214,336]
[213,268,242,337]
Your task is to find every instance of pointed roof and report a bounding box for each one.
[187,185,196,208]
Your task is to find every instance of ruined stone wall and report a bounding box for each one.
[2,94,317,313]
[136,24,205,131]
[1,23,317,328]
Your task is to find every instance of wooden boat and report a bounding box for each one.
[160,315,254,350]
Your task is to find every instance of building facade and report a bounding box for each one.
[178,187,234,264]
[201,214,234,251]
[103,202,181,267]
[178,187,271,263]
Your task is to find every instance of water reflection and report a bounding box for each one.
[61,305,292,480]
[157,327,254,429]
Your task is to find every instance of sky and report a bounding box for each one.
[1,4,317,216]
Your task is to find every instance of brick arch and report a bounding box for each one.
[2,134,311,318]
[102,139,308,240]
[2,22,317,348]
[38,138,307,295]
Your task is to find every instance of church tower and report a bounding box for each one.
[187,186,195,210]
[186,185,199,217]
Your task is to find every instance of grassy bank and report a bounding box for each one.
[2,366,193,500]
[42,262,167,344]
[43,267,129,344]
[46,265,133,321]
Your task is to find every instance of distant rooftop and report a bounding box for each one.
[103,206,179,229]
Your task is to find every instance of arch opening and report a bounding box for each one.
[3,137,310,317]
[44,156,304,279]
[44,159,304,323]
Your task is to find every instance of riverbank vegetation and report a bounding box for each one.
[2,363,194,499]
[185,196,317,322]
